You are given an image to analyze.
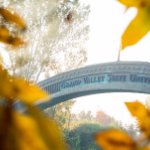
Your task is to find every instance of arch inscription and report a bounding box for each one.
[38,61,150,109]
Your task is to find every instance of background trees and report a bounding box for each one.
[66,123,103,150]
[0,0,90,133]
[1,0,89,82]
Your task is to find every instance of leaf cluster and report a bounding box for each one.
[0,8,67,150]
[95,101,150,150]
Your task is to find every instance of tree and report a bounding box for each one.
[0,6,67,150]
[66,123,104,150]
[1,0,89,82]
[0,0,90,133]
[95,110,113,126]
[78,110,94,121]
[45,100,75,130]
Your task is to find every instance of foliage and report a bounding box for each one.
[66,123,104,150]
[0,1,89,139]
[0,2,90,149]
[0,7,67,150]
[94,1,150,148]
[118,0,150,49]
[116,122,139,138]
[95,101,150,150]
[95,111,114,126]
[78,110,93,121]
[45,100,75,130]
[1,0,89,82]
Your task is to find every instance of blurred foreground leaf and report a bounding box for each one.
[0,104,18,150]
[126,101,150,138]
[0,104,67,150]
[0,26,25,47]
[0,65,48,103]
[0,7,26,30]
[118,0,150,49]
[0,7,26,47]
[25,104,67,150]
[95,129,136,150]
[95,101,150,150]
[0,5,67,150]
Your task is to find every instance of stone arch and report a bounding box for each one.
[38,61,150,109]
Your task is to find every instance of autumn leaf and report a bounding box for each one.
[7,36,25,47]
[95,129,136,150]
[13,111,50,150]
[0,7,26,47]
[0,55,3,65]
[0,26,25,47]
[25,104,67,150]
[12,78,48,104]
[0,7,26,30]
[118,0,150,49]
[0,104,19,150]
[125,101,150,138]
[140,147,150,150]
[0,6,67,150]
[0,65,48,103]
[118,0,141,7]
[0,102,67,150]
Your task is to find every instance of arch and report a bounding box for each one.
[38,61,150,109]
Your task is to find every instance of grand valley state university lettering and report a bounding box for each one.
[37,62,150,108]
[60,74,150,90]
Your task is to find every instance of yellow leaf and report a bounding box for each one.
[13,111,50,150]
[118,0,140,7]
[13,78,48,104]
[26,104,67,150]
[0,7,26,30]
[0,105,19,150]
[95,129,136,150]
[0,55,3,65]
[0,65,14,99]
[118,0,150,49]
[121,9,150,49]
[0,65,48,103]
[125,101,148,118]
[7,36,25,47]
[0,26,25,47]
[142,147,150,150]
[125,101,150,138]
[0,26,10,43]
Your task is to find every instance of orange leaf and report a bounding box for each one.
[118,0,150,49]
[125,101,150,138]
[26,105,67,150]
[0,65,48,103]
[0,7,26,30]
[125,101,148,118]
[13,111,49,150]
[0,26,10,43]
[6,36,25,47]
[121,9,150,49]
[0,26,25,47]
[13,78,49,104]
[141,147,150,150]
[12,105,67,150]
[0,105,19,150]
[95,129,136,150]
[118,0,140,7]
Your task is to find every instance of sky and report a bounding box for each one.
[72,0,150,124]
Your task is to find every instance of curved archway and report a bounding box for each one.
[38,61,150,109]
